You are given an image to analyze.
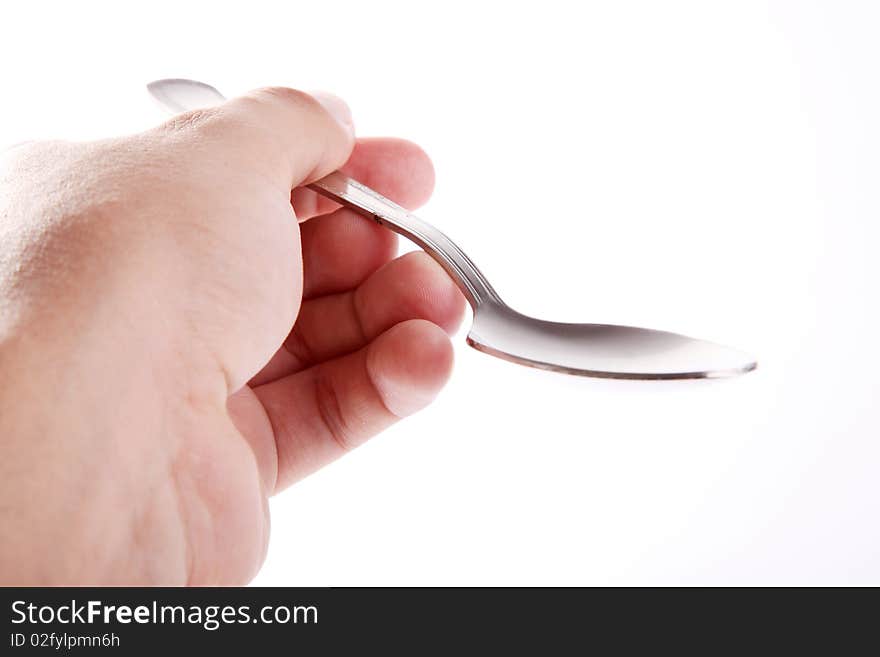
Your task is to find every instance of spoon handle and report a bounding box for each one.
[308,171,501,309]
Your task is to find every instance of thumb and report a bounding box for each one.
[161,86,355,189]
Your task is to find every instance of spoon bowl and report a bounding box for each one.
[468,306,754,379]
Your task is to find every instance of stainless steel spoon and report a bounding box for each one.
[148,78,756,380]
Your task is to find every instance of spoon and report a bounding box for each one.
[147,78,756,380]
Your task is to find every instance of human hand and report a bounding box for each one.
[0,88,465,584]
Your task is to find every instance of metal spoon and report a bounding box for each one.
[147,78,756,380]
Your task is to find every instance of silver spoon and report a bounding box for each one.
[147,78,756,380]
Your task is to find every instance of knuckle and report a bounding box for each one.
[249,86,319,113]
[313,375,355,453]
[283,325,316,370]
[159,107,221,134]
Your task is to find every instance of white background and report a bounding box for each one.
[2,1,877,585]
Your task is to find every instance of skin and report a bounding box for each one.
[0,87,465,585]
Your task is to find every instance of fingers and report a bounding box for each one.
[250,251,465,385]
[254,319,454,490]
[289,252,465,372]
[300,206,399,299]
[160,86,355,189]
[291,137,436,220]
[296,137,437,297]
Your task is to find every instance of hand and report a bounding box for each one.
[0,87,465,584]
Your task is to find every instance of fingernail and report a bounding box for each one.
[310,91,354,132]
